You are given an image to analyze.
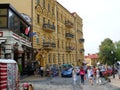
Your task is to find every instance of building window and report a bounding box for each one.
[66,54,68,63]
[43,17,45,23]
[57,11,58,20]
[36,35,39,44]
[48,3,50,12]
[61,14,62,22]
[62,41,64,49]
[52,22,54,26]
[48,20,50,24]
[58,40,59,48]
[58,53,60,63]
[37,14,40,23]
[42,36,45,43]
[62,54,64,63]
[53,54,55,63]
[36,0,40,5]
[52,7,54,15]
[43,0,45,8]
[48,54,50,63]
[0,9,8,28]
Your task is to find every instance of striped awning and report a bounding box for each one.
[0,63,7,90]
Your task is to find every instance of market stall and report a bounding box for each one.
[0,59,19,90]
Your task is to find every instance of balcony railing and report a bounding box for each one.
[43,42,56,50]
[79,38,85,43]
[65,33,74,39]
[43,23,55,32]
[65,20,73,28]
[80,48,85,53]
[66,46,75,52]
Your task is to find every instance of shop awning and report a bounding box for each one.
[0,40,6,44]
[0,38,7,44]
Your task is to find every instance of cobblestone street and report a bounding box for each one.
[20,75,120,90]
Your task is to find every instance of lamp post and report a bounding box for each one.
[111,50,115,78]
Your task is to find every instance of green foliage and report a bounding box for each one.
[18,64,22,74]
[114,40,120,61]
[99,38,115,65]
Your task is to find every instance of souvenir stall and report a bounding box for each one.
[0,59,19,90]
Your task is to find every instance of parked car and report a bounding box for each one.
[102,67,113,76]
[106,67,113,76]
[61,68,73,77]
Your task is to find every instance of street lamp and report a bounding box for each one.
[111,50,116,78]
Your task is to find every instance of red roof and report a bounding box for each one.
[85,54,98,59]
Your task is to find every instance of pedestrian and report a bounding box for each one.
[116,62,120,79]
[79,66,85,84]
[92,66,96,80]
[39,66,44,77]
[41,66,44,76]
[96,67,102,85]
[22,82,29,90]
[112,65,116,78]
[72,68,77,85]
[87,66,94,85]
[28,84,34,90]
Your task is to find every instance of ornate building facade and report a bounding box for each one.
[0,0,84,68]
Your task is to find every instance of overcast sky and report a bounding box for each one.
[57,0,120,55]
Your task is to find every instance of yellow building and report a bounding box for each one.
[85,54,98,66]
[0,0,84,68]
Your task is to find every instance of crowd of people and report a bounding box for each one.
[72,62,120,86]
[22,62,120,89]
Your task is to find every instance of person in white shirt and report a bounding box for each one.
[96,67,102,85]
[116,63,120,79]
[87,66,93,85]
[72,68,77,85]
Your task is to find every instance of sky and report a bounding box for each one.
[57,0,120,55]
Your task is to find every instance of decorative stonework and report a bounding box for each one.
[35,5,42,14]
[42,8,48,17]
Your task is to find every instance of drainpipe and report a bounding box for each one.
[31,0,34,61]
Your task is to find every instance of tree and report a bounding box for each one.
[99,38,115,65]
[114,40,120,62]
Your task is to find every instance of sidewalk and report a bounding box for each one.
[109,75,120,88]
[20,75,49,82]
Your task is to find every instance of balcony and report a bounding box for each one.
[65,33,74,39]
[65,20,73,28]
[66,46,75,52]
[79,38,85,43]
[43,42,56,50]
[43,23,55,32]
[80,48,85,53]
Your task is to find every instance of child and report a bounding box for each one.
[22,82,29,90]
[28,84,34,90]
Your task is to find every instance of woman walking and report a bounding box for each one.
[79,66,85,84]
[96,67,102,85]
[72,68,77,85]
[87,66,94,85]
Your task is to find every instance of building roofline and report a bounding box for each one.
[56,1,74,17]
